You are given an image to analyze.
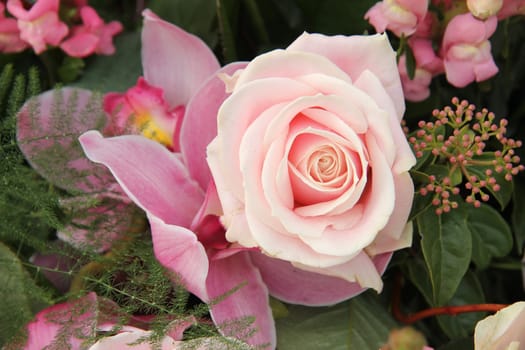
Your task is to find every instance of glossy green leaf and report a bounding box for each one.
[147,0,217,46]
[348,292,397,350]
[468,203,513,269]
[512,178,525,253]
[436,272,486,339]
[417,206,472,305]
[276,292,396,350]
[406,257,433,305]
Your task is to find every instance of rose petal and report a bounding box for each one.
[287,33,404,118]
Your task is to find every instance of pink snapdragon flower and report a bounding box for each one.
[6,0,68,54]
[399,38,443,101]
[0,2,28,53]
[60,5,123,58]
[365,0,429,37]
[440,13,499,88]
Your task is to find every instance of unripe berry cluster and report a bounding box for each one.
[409,97,524,214]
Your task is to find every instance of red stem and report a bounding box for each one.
[392,272,507,324]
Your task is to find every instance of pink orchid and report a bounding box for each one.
[103,77,184,151]
[364,0,429,37]
[79,10,395,348]
[5,292,197,350]
[60,5,123,58]
[6,0,68,54]
[0,2,28,53]
[440,13,499,88]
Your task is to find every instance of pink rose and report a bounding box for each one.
[364,0,429,37]
[474,302,525,350]
[440,13,499,88]
[207,33,416,292]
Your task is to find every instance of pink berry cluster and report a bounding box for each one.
[0,0,122,58]
[409,97,524,214]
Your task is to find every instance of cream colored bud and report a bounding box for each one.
[467,0,503,19]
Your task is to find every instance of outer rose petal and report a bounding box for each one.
[181,62,248,189]
[141,9,220,108]
[287,33,405,119]
[250,251,392,306]
[207,252,276,348]
[79,131,204,228]
[148,214,210,302]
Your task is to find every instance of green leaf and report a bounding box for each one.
[216,0,238,62]
[348,292,398,350]
[275,292,396,350]
[405,257,433,305]
[147,0,217,47]
[0,242,50,347]
[71,31,142,92]
[468,203,513,269]
[436,272,486,339]
[57,57,85,83]
[512,178,525,253]
[417,205,472,305]
[405,43,416,80]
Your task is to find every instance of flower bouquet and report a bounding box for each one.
[1,0,524,349]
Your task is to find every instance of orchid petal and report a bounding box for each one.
[148,214,209,302]
[181,62,247,189]
[250,251,392,306]
[79,131,204,227]
[207,252,276,348]
[141,9,220,108]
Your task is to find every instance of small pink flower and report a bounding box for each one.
[103,77,184,151]
[440,13,499,88]
[60,6,123,58]
[365,0,429,37]
[398,55,433,101]
[6,0,68,54]
[0,2,28,53]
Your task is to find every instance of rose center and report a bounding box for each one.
[307,145,348,183]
